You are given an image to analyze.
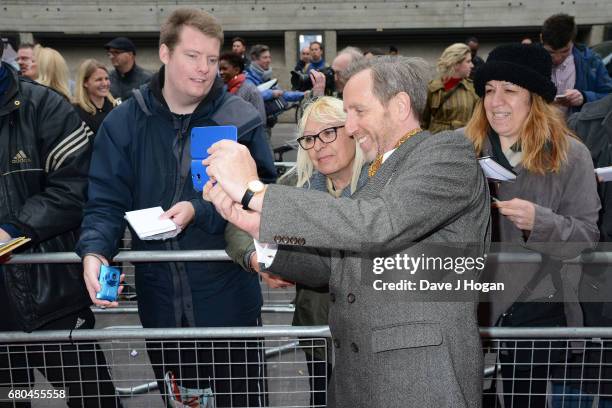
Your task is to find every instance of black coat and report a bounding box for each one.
[569,94,612,326]
[0,63,92,331]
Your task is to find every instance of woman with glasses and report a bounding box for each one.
[225,96,367,407]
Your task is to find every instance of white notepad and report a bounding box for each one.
[595,166,612,182]
[257,79,278,91]
[478,157,517,182]
[125,207,179,240]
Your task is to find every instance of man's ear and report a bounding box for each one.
[159,44,170,65]
[394,92,412,122]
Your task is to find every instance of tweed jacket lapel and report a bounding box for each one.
[353,130,430,200]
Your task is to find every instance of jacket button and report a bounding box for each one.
[351,342,359,353]
[290,237,297,245]
[347,293,355,303]
[333,339,341,348]
[298,238,305,245]
[329,293,336,302]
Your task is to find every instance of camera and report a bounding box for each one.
[96,265,120,302]
[290,66,336,94]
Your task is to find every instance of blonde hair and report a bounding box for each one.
[437,43,471,79]
[465,93,573,174]
[74,59,117,115]
[285,96,365,193]
[35,46,71,100]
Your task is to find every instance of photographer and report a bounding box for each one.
[331,47,364,96]
[293,46,364,100]
[291,65,333,97]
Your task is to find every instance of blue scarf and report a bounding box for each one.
[249,62,273,82]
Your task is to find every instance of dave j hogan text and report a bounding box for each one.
[372,279,504,293]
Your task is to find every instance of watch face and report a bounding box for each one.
[248,180,265,193]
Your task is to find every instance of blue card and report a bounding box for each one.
[191,126,238,192]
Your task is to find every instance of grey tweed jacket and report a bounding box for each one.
[261,130,490,408]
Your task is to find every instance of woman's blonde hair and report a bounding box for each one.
[35,46,71,100]
[74,59,117,115]
[284,96,365,193]
[465,92,572,174]
[437,43,471,79]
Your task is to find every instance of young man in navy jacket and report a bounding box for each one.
[77,8,274,407]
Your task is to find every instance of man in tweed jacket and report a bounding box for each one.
[204,56,490,408]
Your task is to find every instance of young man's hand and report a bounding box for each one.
[161,201,195,231]
[83,254,123,308]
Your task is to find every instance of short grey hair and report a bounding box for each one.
[337,46,362,61]
[249,44,270,61]
[344,55,432,120]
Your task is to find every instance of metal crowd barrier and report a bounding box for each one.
[0,326,330,408]
[8,250,612,316]
[481,328,612,407]
[2,326,612,407]
[4,250,612,406]
[5,250,297,313]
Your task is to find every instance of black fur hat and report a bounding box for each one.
[474,44,557,102]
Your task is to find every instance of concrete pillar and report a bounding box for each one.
[324,30,337,61]
[588,25,605,46]
[18,32,34,46]
[284,31,297,73]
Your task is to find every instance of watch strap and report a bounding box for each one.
[241,188,255,210]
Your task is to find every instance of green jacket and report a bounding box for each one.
[422,77,478,134]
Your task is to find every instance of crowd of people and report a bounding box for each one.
[1,7,612,408]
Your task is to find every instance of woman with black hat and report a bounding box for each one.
[466,44,600,406]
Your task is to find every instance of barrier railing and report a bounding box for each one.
[7,250,610,315]
[481,328,612,407]
[4,251,612,406]
[0,326,330,408]
[5,251,297,311]
[1,326,612,407]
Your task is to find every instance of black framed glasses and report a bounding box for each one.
[296,125,344,150]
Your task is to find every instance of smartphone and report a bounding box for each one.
[96,265,120,302]
[554,94,568,102]
[190,126,238,192]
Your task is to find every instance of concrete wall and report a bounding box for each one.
[2,1,609,123]
[1,0,611,32]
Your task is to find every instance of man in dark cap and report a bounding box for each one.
[105,36,152,101]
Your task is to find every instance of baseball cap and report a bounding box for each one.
[104,37,136,54]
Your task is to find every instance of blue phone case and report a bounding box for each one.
[96,265,120,302]
[191,126,238,192]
